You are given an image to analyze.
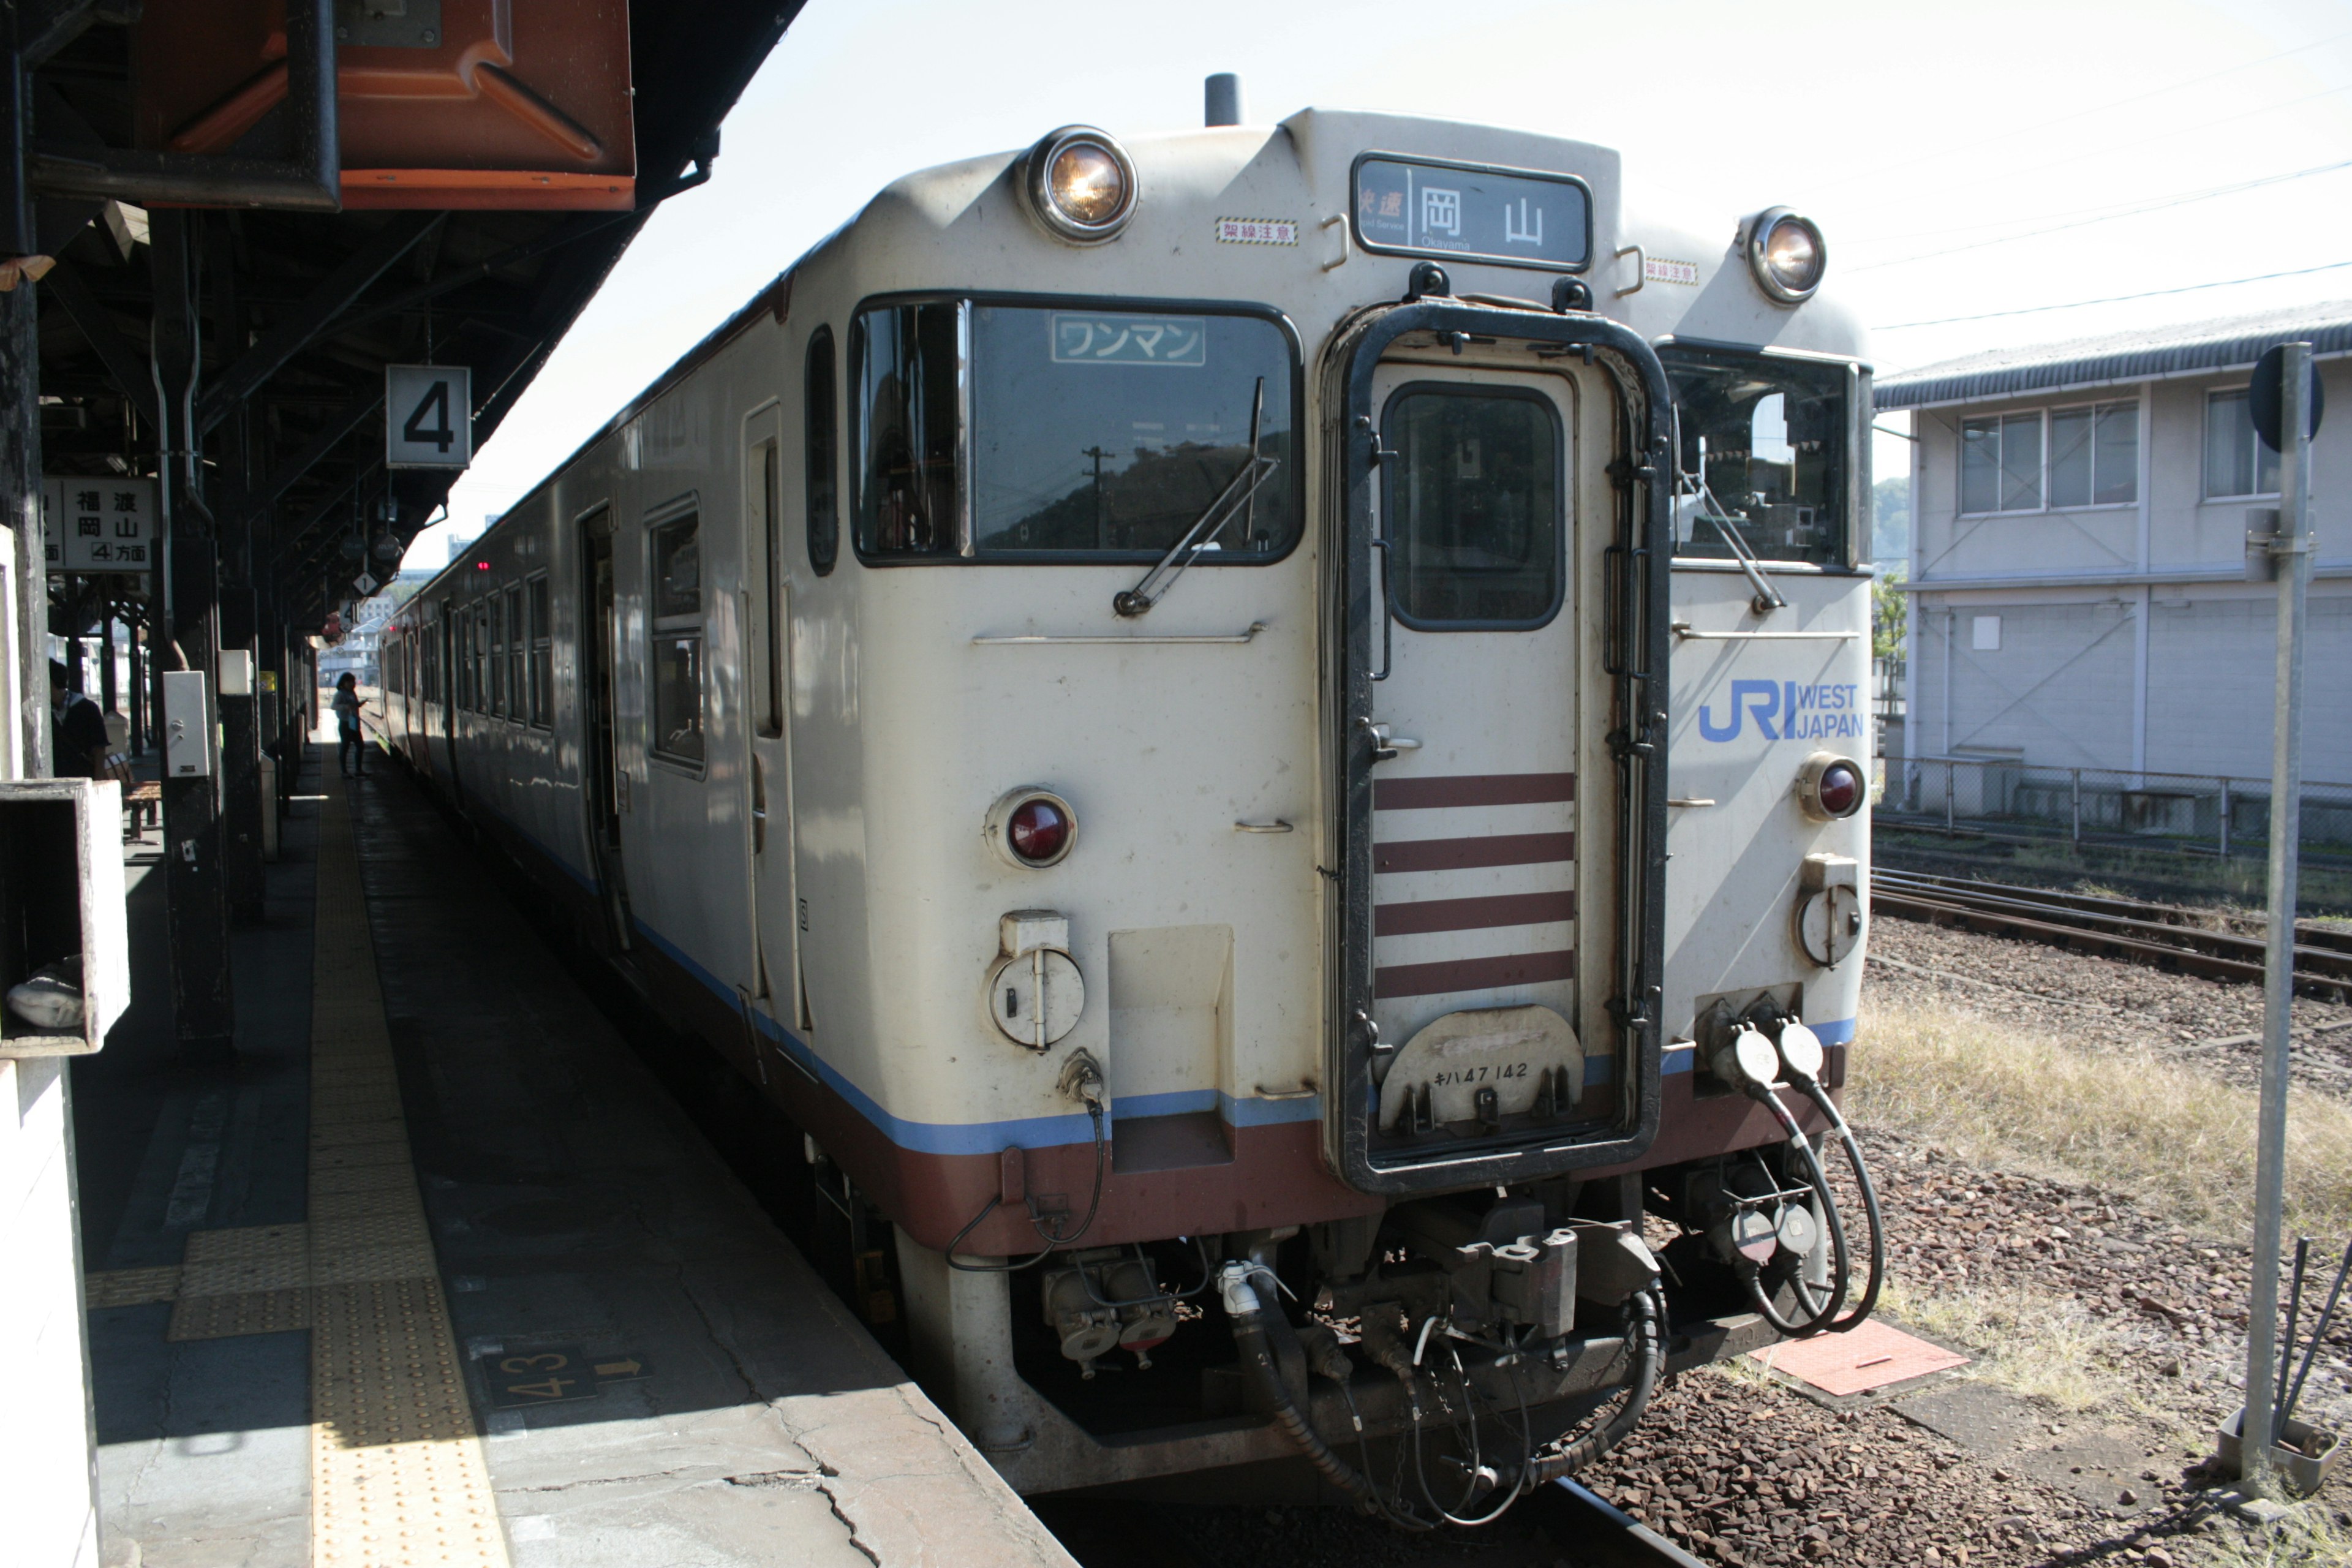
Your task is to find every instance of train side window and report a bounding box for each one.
[849,303,963,556]
[485,600,503,717]
[1381,384,1564,629]
[504,584,525,723]
[529,575,551,728]
[752,435,785,737]
[805,326,838,576]
[649,511,705,767]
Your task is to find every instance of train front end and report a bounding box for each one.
[788,107,1880,1510]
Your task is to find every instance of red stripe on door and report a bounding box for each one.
[1375,891,1576,937]
[1375,832,1575,874]
[1374,772,1576,810]
[1373,949,1575,999]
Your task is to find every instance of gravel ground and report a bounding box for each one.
[1865,911,2352,1097]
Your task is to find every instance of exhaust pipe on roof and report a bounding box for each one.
[1204,73,1243,127]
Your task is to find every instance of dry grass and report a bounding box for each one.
[1874,1276,2133,1414]
[1851,998,2352,1240]
[2193,1506,2352,1567]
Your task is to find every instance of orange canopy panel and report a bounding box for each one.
[134,1,636,210]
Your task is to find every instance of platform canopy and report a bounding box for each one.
[9,0,802,628]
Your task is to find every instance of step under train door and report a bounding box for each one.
[741,409,806,1041]
[1325,303,1672,1195]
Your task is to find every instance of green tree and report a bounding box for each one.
[1872,565,1908,664]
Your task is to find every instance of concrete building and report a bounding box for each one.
[1876,304,2352,830]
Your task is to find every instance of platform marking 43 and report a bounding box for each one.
[483,1345,652,1408]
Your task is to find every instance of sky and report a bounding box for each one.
[405,0,2352,571]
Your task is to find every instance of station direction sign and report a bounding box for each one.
[42,477,156,574]
[386,364,473,470]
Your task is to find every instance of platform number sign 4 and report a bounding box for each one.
[385,364,473,470]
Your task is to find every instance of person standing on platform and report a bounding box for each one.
[50,660,109,779]
[333,671,368,778]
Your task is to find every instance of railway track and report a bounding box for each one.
[1870,867,2352,997]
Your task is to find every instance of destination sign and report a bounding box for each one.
[1353,156,1591,273]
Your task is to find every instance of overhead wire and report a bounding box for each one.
[1809,26,2352,194]
[1846,157,2352,271]
[1875,257,2352,330]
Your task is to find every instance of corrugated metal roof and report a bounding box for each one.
[1875,300,2352,410]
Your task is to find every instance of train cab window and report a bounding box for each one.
[847,298,1299,562]
[1663,347,1851,568]
[850,304,961,556]
[649,511,704,766]
[528,575,551,728]
[1381,385,1562,628]
[805,326,839,575]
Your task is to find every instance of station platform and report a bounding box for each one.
[73,747,1074,1568]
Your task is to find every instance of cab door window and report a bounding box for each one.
[1381,383,1564,628]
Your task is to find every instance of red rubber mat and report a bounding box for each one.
[1746,1317,1969,1395]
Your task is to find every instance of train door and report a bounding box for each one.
[438,596,459,797]
[579,508,633,948]
[741,409,806,1032]
[1329,309,1670,1194]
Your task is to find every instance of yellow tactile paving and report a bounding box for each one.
[306,784,511,1568]
[84,1265,183,1308]
[168,1287,312,1341]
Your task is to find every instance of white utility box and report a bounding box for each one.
[162,668,214,778]
[0,778,129,1056]
[219,648,254,696]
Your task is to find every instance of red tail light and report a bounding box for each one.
[1009,797,1071,864]
[1815,761,1862,817]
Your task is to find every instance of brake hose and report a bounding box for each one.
[1523,1289,1665,1483]
[1219,1262,1431,1528]
[1773,1022,1885,1333]
[1714,1027,1853,1337]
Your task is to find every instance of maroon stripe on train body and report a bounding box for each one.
[1375,890,1577,937]
[1373,948,1575,998]
[1374,772,1576,811]
[1375,831,1575,875]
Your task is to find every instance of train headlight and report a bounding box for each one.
[1796,753,1866,822]
[1023,126,1137,244]
[986,786,1079,869]
[1746,207,1826,304]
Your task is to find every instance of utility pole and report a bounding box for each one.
[2242,341,2316,1496]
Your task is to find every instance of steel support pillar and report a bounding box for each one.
[211,221,265,922]
[0,274,42,777]
[151,209,235,1055]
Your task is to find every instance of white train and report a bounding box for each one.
[383,96,1882,1516]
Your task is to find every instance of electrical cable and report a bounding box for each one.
[1875,257,2352,330]
[944,1098,1107,1273]
[1780,1069,1886,1333]
[1738,1087,1854,1336]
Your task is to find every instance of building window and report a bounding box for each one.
[528,575,551,728]
[649,511,704,766]
[1961,413,2042,513]
[2206,389,2282,499]
[2048,401,2137,508]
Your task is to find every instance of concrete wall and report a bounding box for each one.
[1902,357,2352,786]
[0,1057,100,1568]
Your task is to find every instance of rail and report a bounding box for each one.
[1870,867,2352,998]
[1531,1477,1709,1568]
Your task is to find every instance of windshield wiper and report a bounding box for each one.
[1114,377,1278,617]
[1681,471,1787,616]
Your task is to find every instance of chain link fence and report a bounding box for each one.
[1885,756,2352,868]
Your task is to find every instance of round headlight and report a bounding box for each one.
[1023,126,1137,244]
[1746,207,1826,304]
